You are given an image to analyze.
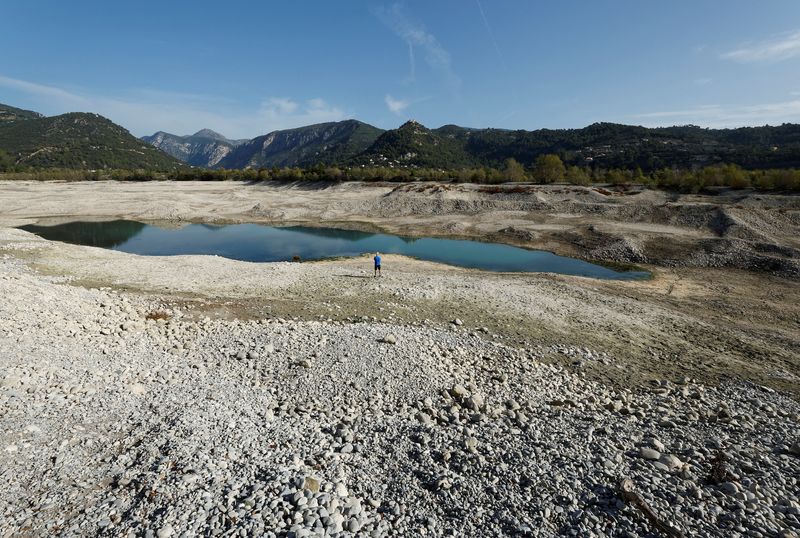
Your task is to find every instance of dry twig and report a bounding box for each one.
[618,477,685,538]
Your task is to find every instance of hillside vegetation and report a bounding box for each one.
[0,103,43,123]
[355,121,800,171]
[0,109,183,170]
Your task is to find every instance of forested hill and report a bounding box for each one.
[0,103,43,123]
[0,105,183,170]
[354,121,800,171]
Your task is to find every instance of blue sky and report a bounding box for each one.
[2,1,800,138]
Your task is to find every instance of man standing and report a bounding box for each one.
[373,252,382,277]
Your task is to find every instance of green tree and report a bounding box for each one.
[565,165,590,186]
[605,169,629,186]
[533,154,565,183]
[720,164,749,189]
[0,150,13,172]
[503,158,527,182]
[323,167,343,181]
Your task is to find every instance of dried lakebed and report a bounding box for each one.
[20,220,650,280]
[0,251,798,537]
[0,182,799,537]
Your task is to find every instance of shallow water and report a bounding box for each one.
[20,220,650,280]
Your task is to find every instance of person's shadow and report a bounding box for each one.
[335,274,372,279]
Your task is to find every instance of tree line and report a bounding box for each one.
[1,151,798,191]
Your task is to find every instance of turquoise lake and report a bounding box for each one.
[20,220,650,280]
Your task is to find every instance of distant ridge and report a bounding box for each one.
[3,100,800,171]
[141,130,246,168]
[0,104,182,170]
[0,103,43,123]
[216,120,384,169]
[353,120,800,170]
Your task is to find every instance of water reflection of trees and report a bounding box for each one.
[284,226,376,242]
[21,220,146,248]
[397,235,419,244]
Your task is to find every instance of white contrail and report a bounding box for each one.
[476,0,506,70]
[475,0,519,124]
[407,41,416,82]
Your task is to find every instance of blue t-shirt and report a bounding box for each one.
[374,255,381,266]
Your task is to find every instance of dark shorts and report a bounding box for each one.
[375,264,381,269]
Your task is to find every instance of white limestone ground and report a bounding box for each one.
[1,254,798,537]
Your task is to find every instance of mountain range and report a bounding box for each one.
[216,120,384,169]
[149,118,800,171]
[141,129,246,167]
[2,101,800,172]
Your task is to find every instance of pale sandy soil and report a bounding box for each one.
[0,180,797,395]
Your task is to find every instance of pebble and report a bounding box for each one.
[639,447,661,460]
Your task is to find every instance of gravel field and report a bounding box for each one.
[0,181,798,537]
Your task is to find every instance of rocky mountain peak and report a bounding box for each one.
[192,129,230,141]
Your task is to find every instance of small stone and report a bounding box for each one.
[450,384,469,400]
[639,447,661,461]
[381,334,397,345]
[464,394,484,411]
[0,375,21,388]
[156,524,173,538]
[435,476,452,490]
[659,454,683,470]
[452,319,463,326]
[719,482,739,495]
[679,463,693,479]
[416,412,433,426]
[304,476,321,493]
[247,351,259,360]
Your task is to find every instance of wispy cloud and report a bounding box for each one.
[632,99,800,127]
[0,75,347,138]
[374,4,460,95]
[693,77,712,86]
[385,94,410,115]
[722,30,800,63]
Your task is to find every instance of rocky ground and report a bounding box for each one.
[0,181,799,537]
